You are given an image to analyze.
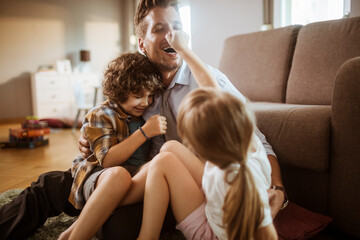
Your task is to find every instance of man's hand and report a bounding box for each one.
[268,187,285,219]
[142,115,167,138]
[165,30,190,53]
[78,133,92,158]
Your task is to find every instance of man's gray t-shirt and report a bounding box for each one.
[143,61,276,159]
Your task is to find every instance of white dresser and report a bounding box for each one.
[31,72,102,119]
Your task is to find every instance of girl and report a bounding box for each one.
[138,88,278,240]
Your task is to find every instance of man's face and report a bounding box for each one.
[139,6,183,73]
[120,91,154,117]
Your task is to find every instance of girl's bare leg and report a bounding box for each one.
[138,152,205,240]
[68,166,132,240]
[160,140,204,186]
[121,140,203,206]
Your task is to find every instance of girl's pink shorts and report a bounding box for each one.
[176,202,218,240]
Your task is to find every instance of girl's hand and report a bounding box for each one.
[165,30,190,53]
[142,115,167,138]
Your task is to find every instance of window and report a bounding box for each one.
[179,2,192,48]
[274,0,351,28]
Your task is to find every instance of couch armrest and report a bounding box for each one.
[329,57,360,236]
[248,102,331,171]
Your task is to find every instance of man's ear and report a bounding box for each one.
[138,38,146,55]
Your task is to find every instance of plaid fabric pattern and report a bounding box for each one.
[68,100,130,209]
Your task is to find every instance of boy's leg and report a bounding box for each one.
[99,163,177,240]
[0,169,79,240]
[138,152,205,239]
[69,166,132,240]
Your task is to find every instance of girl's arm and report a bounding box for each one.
[102,114,166,168]
[166,30,220,89]
[254,223,278,240]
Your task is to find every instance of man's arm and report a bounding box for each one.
[255,127,286,217]
[254,223,278,240]
[267,155,286,218]
[78,126,92,158]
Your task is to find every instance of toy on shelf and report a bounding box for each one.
[0,117,50,149]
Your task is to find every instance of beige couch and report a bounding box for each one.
[219,16,360,238]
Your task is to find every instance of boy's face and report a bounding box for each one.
[138,6,183,73]
[120,90,154,117]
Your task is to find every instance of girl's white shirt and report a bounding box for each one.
[201,134,273,240]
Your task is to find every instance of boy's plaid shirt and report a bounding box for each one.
[68,100,132,209]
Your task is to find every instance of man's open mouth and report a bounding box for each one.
[163,47,177,54]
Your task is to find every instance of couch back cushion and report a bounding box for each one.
[219,25,301,103]
[286,17,360,105]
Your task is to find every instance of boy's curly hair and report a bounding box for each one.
[134,0,179,38]
[102,52,164,103]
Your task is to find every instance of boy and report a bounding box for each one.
[59,52,166,239]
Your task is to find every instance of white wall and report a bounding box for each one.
[0,0,125,120]
[190,0,263,68]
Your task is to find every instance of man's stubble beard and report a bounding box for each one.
[150,56,183,73]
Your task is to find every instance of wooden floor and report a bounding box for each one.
[0,123,81,193]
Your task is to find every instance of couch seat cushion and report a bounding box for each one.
[248,102,331,171]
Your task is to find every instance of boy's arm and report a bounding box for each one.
[166,30,220,89]
[102,128,147,168]
[102,115,166,168]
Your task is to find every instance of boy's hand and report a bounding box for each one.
[142,115,167,138]
[78,133,92,158]
[165,30,189,53]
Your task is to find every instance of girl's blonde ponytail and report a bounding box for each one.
[223,162,264,240]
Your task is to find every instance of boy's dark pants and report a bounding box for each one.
[0,169,176,240]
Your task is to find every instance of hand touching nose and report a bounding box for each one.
[165,30,190,53]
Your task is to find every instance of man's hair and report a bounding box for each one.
[134,0,179,37]
[102,52,164,103]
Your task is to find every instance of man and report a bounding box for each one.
[135,0,286,218]
[0,0,286,239]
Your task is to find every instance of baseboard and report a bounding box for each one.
[0,117,26,124]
